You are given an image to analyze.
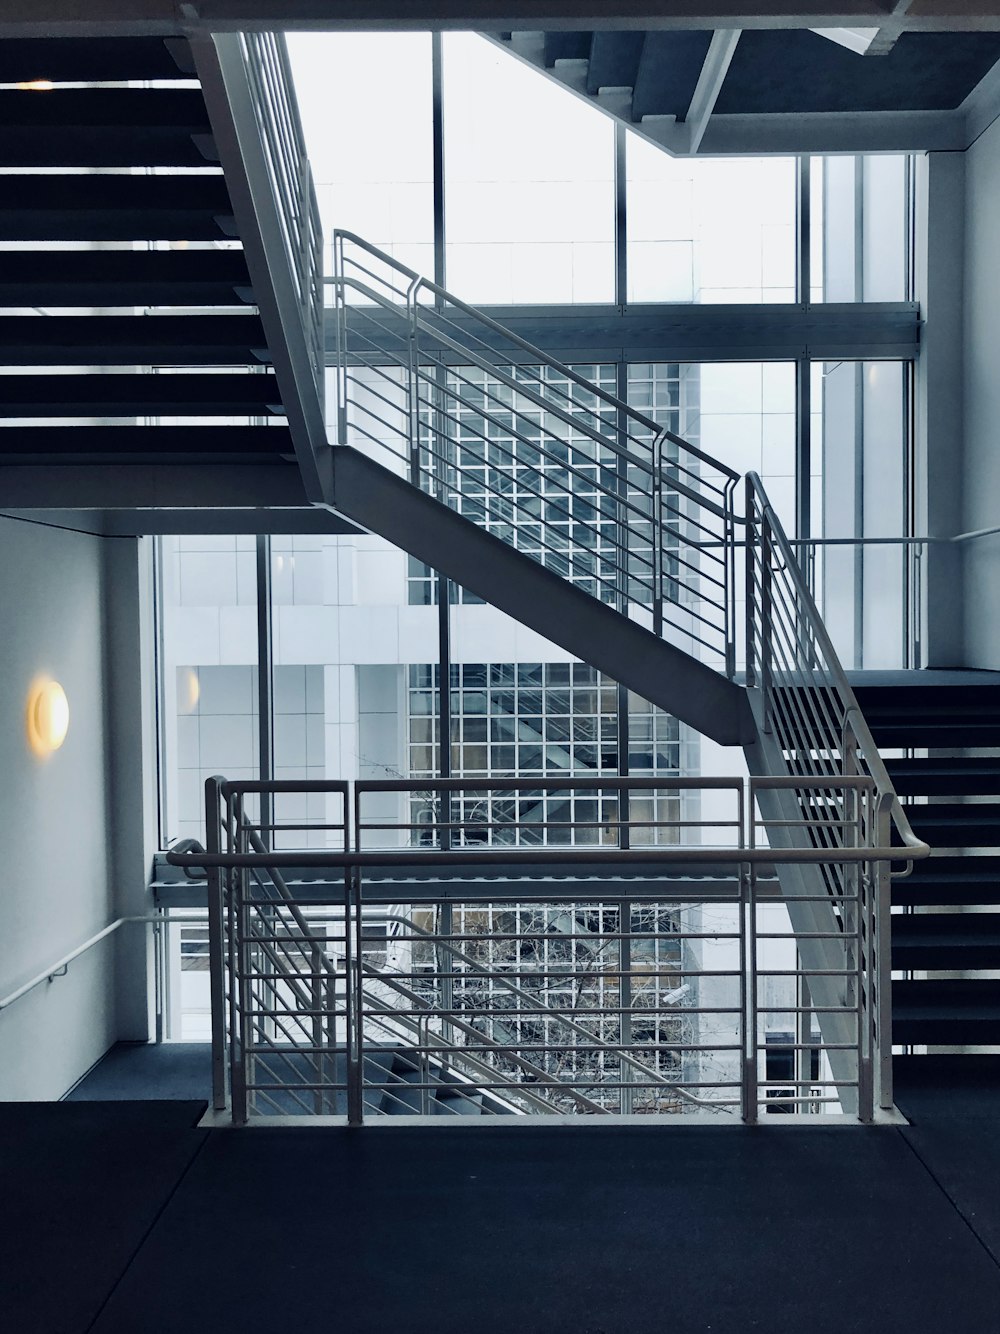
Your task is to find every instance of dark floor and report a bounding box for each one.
[2,1048,999,1333]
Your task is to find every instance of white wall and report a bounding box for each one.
[963,126,1000,667]
[0,518,118,1098]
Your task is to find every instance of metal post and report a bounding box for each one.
[311,940,324,1115]
[744,482,758,689]
[256,536,273,848]
[759,518,774,733]
[346,870,364,1126]
[205,775,229,1112]
[230,868,249,1126]
[619,898,632,1115]
[875,793,894,1113]
[740,863,758,1125]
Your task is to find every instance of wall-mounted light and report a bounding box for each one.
[16,80,54,91]
[28,680,70,755]
[179,667,200,714]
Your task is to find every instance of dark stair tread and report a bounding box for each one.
[887,758,1000,796]
[0,87,210,128]
[0,37,194,83]
[0,127,219,170]
[901,804,1000,841]
[894,979,1000,1013]
[0,248,253,307]
[892,914,1000,967]
[0,371,283,417]
[0,314,268,365]
[0,425,295,460]
[893,912,1000,943]
[894,856,1000,906]
[0,175,235,242]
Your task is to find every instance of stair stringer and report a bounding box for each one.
[328,444,752,747]
[743,694,864,1118]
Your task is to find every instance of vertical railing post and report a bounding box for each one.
[333,233,349,447]
[875,792,894,1113]
[230,867,249,1127]
[407,277,423,488]
[744,479,758,690]
[724,479,737,680]
[759,517,774,734]
[619,897,632,1115]
[346,869,364,1126]
[740,861,758,1125]
[311,940,325,1115]
[205,776,229,1113]
[652,432,664,639]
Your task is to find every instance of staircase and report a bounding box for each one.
[0,33,327,515]
[855,678,1000,1048]
[0,33,940,1113]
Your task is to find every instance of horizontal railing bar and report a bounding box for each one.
[335,235,741,478]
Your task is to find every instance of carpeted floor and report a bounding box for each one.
[2,1049,998,1333]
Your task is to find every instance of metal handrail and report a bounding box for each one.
[240,32,324,404]
[0,916,161,1014]
[745,471,929,868]
[333,230,740,485]
[166,774,902,868]
[332,231,741,668]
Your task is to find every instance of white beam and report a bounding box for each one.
[686,28,742,154]
[810,25,881,52]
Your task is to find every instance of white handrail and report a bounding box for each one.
[0,916,162,1014]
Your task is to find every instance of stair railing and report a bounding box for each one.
[212,799,609,1119]
[196,32,327,499]
[331,230,740,674]
[745,472,930,1108]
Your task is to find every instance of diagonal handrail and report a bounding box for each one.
[745,472,928,867]
[332,229,741,670]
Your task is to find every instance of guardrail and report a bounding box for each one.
[167,773,898,1124]
[331,231,739,674]
[745,473,930,1108]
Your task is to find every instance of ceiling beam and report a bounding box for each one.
[3,2,1000,38]
[686,28,742,152]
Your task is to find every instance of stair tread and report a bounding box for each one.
[0,87,210,128]
[0,36,193,83]
[0,128,219,170]
[894,913,1000,941]
[0,425,294,459]
[0,248,252,306]
[0,313,268,366]
[0,371,282,416]
[0,175,234,243]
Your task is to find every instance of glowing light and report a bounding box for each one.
[28,681,69,755]
[179,668,200,714]
[16,80,54,91]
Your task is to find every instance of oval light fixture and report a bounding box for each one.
[28,680,70,755]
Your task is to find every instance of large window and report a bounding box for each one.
[626,141,796,304]
[443,34,615,303]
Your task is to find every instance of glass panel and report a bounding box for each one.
[627,360,796,532]
[157,535,259,846]
[444,34,615,304]
[626,140,796,304]
[810,154,911,303]
[270,530,438,848]
[813,360,909,668]
[288,33,434,277]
